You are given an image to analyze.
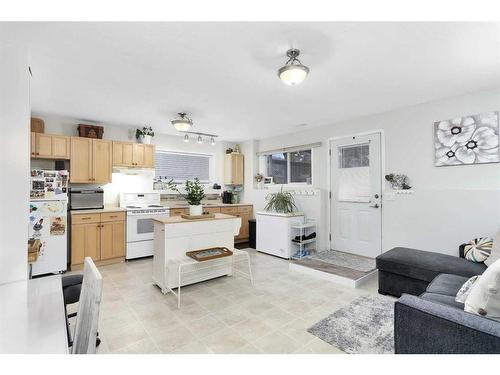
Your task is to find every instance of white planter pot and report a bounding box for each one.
[142,135,153,144]
[189,205,203,216]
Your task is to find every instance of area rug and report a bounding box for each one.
[305,250,376,272]
[307,295,395,354]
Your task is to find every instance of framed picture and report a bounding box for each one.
[434,111,499,166]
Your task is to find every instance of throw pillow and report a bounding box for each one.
[485,229,500,267]
[464,237,493,263]
[455,275,480,303]
[464,259,500,321]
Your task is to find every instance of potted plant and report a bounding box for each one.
[167,178,206,216]
[136,126,155,144]
[385,173,411,190]
[264,186,297,214]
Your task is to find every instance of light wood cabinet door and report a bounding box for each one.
[71,224,85,265]
[70,137,93,183]
[100,221,125,260]
[51,135,71,159]
[113,141,134,167]
[224,153,244,185]
[234,213,250,240]
[31,132,36,157]
[36,133,53,158]
[133,144,145,167]
[71,223,101,265]
[93,139,112,183]
[85,223,101,262]
[143,144,155,168]
[30,133,70,159]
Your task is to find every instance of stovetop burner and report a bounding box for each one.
[126,205,141,209]
[148,204,163,207]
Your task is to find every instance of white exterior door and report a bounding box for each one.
[330,132,382,258]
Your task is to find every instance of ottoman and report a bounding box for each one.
[376,247,486,297]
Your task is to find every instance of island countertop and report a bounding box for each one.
[153,213,238,224]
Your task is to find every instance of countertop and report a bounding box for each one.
[160,201,253,209]
[0,275,68,354]
[153,213,239,224]
[70,206,126,215]
[256,211,304,217]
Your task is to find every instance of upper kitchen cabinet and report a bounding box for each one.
[224,153,244,185]
[70,137,112,183]
[112,141,134,167]
[113,141,155,168]
[93,139,113,183]
[30,132,71,159]
[143,144,155,168]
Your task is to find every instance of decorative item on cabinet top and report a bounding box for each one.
[135,126,155,145]
[77,124,104,139]
[31,117,45,133]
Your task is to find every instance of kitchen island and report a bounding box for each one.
[152,213,242,293]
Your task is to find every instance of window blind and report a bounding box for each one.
[155,151,211,183]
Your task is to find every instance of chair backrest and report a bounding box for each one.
[72,257,103,354]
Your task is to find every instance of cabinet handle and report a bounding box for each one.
[109,215,117,218]
[81,217,91,220]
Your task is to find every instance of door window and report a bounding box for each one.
[337,143,370,202]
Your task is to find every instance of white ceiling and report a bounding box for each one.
[6,22,500,141]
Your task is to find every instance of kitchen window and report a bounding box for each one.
[264,149,312,185]
[154,150,213,184]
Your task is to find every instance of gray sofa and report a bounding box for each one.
[376,247,500,354]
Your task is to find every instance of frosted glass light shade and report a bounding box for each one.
[172,119,192,131]
[278,64,309,86]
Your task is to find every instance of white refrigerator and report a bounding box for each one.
[29,170,69,276]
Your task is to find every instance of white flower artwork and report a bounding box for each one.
[434,111,499,166]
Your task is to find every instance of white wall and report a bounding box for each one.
[0,43,30,284]
[33,113,235,205]
[242,88,500,256]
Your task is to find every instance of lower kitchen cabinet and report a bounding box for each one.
[71,223,100,265]
[71,211,125,269]
[100,221,125,260]
[220,205,253,243]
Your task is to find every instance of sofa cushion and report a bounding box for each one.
[464,237,493,263]
[420,292,465,310]
[376,247,487,283]
[426,274,469,296]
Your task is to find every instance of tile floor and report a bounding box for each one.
[79,248,378,354]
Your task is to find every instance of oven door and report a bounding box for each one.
[127,212,169,243]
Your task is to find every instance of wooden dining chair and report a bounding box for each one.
[71,257,103,354]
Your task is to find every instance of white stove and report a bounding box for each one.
[120,193,170,259]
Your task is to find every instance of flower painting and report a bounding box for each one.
[434,111,499,166]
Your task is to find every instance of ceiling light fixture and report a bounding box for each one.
[278,48,309,86]
[180,131,218,145]
[171,112,193,132]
